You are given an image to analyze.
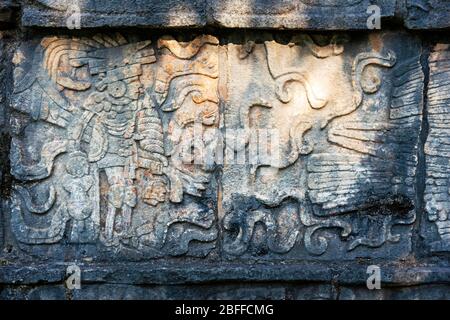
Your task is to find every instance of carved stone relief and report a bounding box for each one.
[6,32,426,262]
[209,0,397,29]
[424,43,450,252]
[10,34,219,259]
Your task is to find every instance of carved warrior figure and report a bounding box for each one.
[10,33,219,249]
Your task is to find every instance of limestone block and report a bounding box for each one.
[4,31,428,268]
[18,1,450,30]
[209,0,396,30]
[0,0,16,28]
[404,0,450,29]
[21,0,207,28]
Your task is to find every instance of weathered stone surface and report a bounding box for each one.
[339,284,450,299]
[404,0,450,29]
[0,31,8,254]
[21,0,397,30]
[222,32,423,260]
[21,0,207,28]
[13,1,450,30]
[0,1,16,28]
[0,282,331,300]
[3,261,450,286]
[209,0,397,30]
[4,281,450,300]
[9,33,219,260]
[0,32,5,182]
[424,43,450,253]
[2,3,450,299]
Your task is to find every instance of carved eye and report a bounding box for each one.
[108,81,127,98]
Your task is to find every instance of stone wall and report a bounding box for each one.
[1,0,450,300]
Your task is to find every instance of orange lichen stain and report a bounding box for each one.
[369,33,383,53]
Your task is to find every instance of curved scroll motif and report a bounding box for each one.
[350,50,397,112]
[301,196,416,255]
[274,72,329,108]
[223,199,300,256]
[10,138,68,181]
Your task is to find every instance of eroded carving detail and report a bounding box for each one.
[424,44,450,252]
[10,34,219,256]
[8,32,424,261]
[222,34,421,259]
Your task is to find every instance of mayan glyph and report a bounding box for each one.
[10,33,219,256]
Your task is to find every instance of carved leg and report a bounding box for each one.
[104,167,126,243]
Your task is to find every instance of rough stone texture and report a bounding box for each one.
[0,32,5,254]
[8,33,220,260]
[424,43,450,253]
[404,0,450,29]
[0,1,16,28]
[18,0,450,30]
[222,32,422,261]
[4,31,426,263]
[1,1,450,300]
[209,0,397,29]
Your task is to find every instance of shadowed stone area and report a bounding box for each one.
[1,1,450,300]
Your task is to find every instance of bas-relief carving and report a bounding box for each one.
[222,33,423,259]
[0,34,5,252]
[23,0,208,28]
[24,0,398,29]
[8,32,426,261]
[10,34,219,258]
[424,44,450,252]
